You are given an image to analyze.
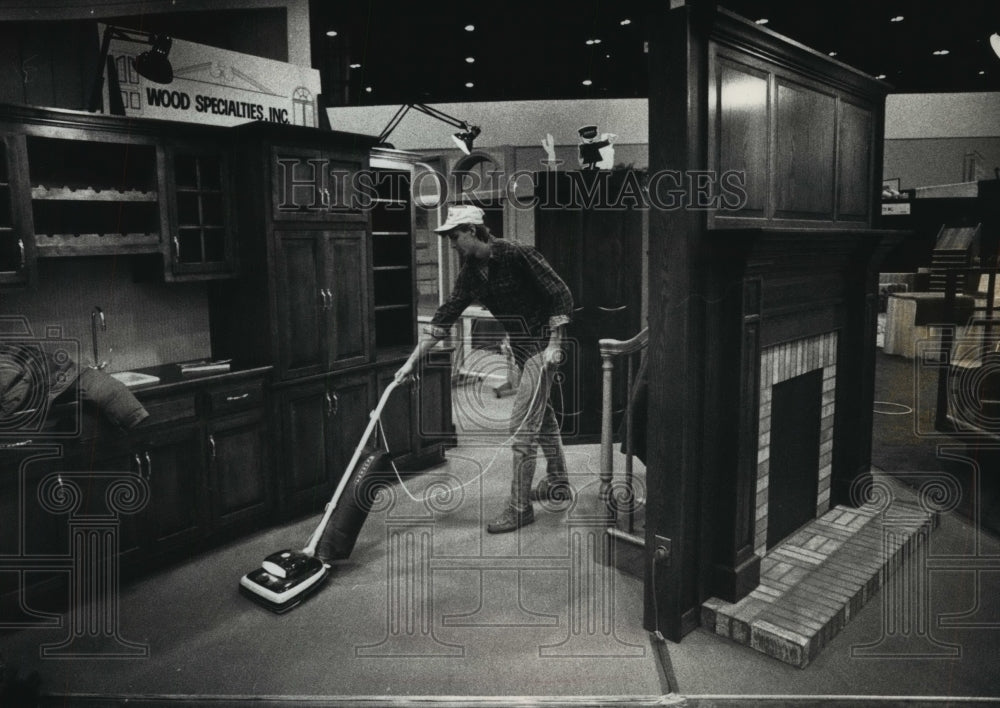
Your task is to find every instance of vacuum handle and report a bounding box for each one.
[303,379,402,556]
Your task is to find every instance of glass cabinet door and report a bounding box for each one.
[167,147,236,280]
[0,134,33,287]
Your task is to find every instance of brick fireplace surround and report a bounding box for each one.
[755,332,838,557]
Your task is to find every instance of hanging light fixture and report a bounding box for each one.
[134,34,174,84]
[89,25,175,115]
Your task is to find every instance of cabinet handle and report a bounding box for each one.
[324,288,333,310]
[17,239,24,269]
[325,391,333,416]
[225,393,250,402]
[208,434,216,462]
[598,305,627,313]
[172,236,180,256]
[144,451,153,480]
[331,391,339,417]
[134,453,143,476]
[318,289,327,311]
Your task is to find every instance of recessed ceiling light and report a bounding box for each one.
[464,24,475,32]
[875,74,887,80]
[755,18,769,25]
[582,79,593,86]
[365,86,373,93]
[465,82,474,88]
[620,18,631,26]
[325,30,338,37]
[979,70,987,75]
[465,57,475,63]
[349,63,361,69]
[933,49,950,56]
[890,16,904,23]
[828,51,838,57]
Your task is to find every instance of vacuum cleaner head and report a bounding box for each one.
[239,550,328,614]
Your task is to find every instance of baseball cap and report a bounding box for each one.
[434,204,485,234]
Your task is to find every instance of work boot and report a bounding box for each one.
[529,478,572,504]
[487,505,535,534]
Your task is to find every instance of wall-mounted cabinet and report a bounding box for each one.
[0,132,32,286]
[164,144,237,280]
[0,103,238,287]
[26,134,163,257]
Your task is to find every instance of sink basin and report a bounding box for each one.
[110,371,161,388]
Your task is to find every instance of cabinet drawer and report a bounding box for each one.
[207,380,265,416]
[141,393,198,426]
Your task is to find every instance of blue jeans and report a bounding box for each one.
[509,351,567,511]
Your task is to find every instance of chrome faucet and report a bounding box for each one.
[91,306,108,370]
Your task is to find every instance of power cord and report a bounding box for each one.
[382,361,553,504]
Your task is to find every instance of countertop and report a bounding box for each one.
[0,363,273,460]
[111,362,273,398]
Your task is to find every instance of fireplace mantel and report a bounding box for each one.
[644,0,905,640]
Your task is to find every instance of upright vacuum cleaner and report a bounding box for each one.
[239,380,401,613]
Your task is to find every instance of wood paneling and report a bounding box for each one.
[716,60,769,217]
[773,81,837,219]
[709,39,882,230]
[837,101,874,221]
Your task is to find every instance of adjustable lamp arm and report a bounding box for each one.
[377,103,480,153]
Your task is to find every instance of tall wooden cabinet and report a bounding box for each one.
[209,128,453,519]
[533,169,645,441]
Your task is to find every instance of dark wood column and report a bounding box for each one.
[643,0,713,641]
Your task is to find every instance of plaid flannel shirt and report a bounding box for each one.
[426,237,573,356]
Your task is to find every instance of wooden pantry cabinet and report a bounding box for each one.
[210,125,453,520]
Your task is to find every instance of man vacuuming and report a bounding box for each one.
[394,204,574,533]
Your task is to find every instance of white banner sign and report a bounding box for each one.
[103,25,322,128]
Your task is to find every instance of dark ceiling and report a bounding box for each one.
[310,0,1000,106]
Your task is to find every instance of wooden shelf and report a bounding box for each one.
[34,232,160,257]
[31,186,157,202]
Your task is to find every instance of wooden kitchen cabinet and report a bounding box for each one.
[276,370,372,517]
[0,104,240,288]
[269,144,367,222]
[0,131,33,287]
[75,420,206,573]
[533,170,644,441]
[272,228,369,379]
[163,142,237,281]
[207,410,272,537]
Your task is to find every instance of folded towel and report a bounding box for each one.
[77,367,149,430]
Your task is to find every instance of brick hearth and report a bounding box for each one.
[701,497,936,668]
